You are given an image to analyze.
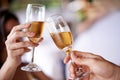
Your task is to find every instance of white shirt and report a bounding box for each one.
[73,10,120,65]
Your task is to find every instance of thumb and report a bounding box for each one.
[64,54,71,64]
[71,51,95,68]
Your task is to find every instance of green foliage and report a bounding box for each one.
[76,10,87,21]
[88,0,93,3]
[10,0,61,11]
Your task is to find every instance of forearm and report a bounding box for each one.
[0,58,18,80]
[114,65,120,80]
[31,72,52,80]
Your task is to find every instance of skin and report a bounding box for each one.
[64,51,120,80]
[3,18,51,80]
[0,24,42,80]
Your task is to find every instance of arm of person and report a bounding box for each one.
[0,58,18,80]
[31,72,52,80]
[64,51,120,80]
[0,57,27,80]
[114,65,120,80]
[0,24,41,80]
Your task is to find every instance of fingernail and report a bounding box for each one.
[31,43,39,47]
[26,49,31,52]
[34,43,39,47]
[25,23,31,28]
[28,32,35,37]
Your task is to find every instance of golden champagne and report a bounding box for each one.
[50,32,72,49]
[28,21,44,43]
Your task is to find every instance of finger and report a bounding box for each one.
[37,37,44,43]
[7,41,38,50]
[71,52,95,68]
[72,51,101,59]
[64,54,71,64]
[12,23,30,32]
[8,31,35,42]
[69,63,76,78]
[8,24,30,38]
[10,48,31,56]
[32,37,44,44]
[7,24,30,39]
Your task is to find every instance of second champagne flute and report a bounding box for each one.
[47,15,90,79]
[21,4,45,72]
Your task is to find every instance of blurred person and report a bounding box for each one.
[0,23,52,80]
[0,23,43,80]
[0,9,31,80]
[0,9,52,80]
[0,9,19,67]
[64,51,120,80]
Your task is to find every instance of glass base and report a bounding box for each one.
[21,63,41,72]
[68,71,90,80]
[68,67,90,80]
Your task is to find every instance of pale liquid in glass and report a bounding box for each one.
[50,32,72,53]
[28,21,44,43]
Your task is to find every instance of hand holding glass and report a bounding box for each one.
[21,4,45,72]
[47,15,89,79]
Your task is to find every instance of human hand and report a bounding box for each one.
[5,24,43,67]
[66,51,120,80]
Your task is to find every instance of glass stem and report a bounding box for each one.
[31,47,35,63]
[65,46,72,55]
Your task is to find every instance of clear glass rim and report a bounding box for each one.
[50,14,62,19]
[28,3,45,7]
[46,14,62,23]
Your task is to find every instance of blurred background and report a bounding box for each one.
[0,0,93,37]
[0,0,120,36]
[0,0,120,80]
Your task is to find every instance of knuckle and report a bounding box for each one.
[9,50,14,54]
[7,35,10,39]
[20,42,25,46]
[19,42,30,47]
[5,40,8,45]
[25,41,33,46]
[7,45,12,50]
[14,31,19,36]
[15,48,25,54]
[5,40,10,48]
[19,49,25,52]
[12,26,17,31]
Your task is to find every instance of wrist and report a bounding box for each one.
[0,57,18,80]
[6,57,21,67]
[114,65,120,80]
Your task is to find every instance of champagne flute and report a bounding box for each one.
[47,15,89,79]
[21,4,45,72]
